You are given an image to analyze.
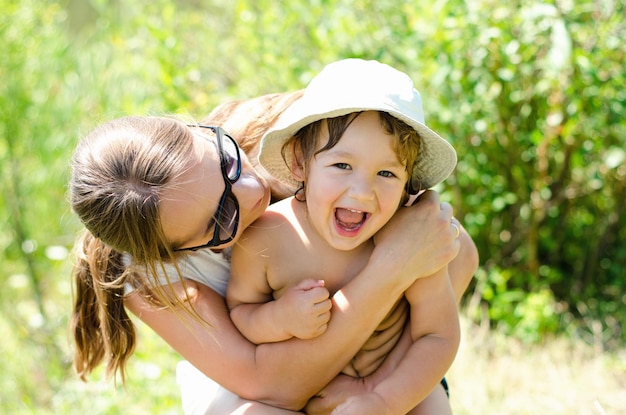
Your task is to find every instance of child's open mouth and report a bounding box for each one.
[335,208,369,232]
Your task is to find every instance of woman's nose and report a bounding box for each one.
[232,173,263,207]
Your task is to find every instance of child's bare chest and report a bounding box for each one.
[269,241,373,298]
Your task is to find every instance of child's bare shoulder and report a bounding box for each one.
[237,198,300,250]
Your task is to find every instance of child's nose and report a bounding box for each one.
[347,174,376,201]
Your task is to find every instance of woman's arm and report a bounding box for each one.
[126,191,459,411]
[448,223,479,303]
[305,223,478,414]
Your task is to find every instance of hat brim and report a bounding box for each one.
[260,98,457,191]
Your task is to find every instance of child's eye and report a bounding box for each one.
[378,170,397,178]
[333,163,351,170]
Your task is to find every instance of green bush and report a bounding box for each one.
[420,1,626,346]
[1,0,623,412]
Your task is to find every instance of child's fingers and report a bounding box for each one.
[294,278,326,291]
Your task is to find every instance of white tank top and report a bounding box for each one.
[124,248,230,297]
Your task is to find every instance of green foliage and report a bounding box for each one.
[419,0,626,347]
[476,266,561,342]
[1,0,624,412]
[1,0,79,411]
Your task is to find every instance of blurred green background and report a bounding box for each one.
[1,0,624,413]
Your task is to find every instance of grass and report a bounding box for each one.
[47,313,625,414]
[448,316,626,415]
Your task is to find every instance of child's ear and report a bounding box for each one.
[290,143,306,181]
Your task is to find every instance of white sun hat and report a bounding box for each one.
[259,58,457,191]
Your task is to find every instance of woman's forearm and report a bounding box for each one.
[252,255,422,408]
[448,224,479,303]
[252,191,461,407]
[126,191,459,410]
[126,274,411,411]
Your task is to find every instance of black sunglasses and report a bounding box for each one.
[174,125,242,251]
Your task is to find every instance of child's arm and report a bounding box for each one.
[127,191,461,410]
[227,272,331,343]
[330,267,460,415]
[226,223,331,344]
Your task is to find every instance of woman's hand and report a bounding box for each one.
[306,380,391,415]
[305,329,412,415]
[305,375,369,415]
[327,393,392,415]
[372,190,460,286]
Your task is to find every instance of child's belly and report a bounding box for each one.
[341,297,409,378]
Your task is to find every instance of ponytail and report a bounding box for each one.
[69,116,201,383]
[71,230,135,383]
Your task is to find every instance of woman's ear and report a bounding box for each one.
[290,143,306,181]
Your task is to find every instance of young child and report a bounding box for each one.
[226,59,461,414]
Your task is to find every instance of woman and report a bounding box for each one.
[70,93,477,414]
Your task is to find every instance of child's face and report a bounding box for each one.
[301,111,409,251]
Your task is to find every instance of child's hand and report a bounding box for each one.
[277,279,331,339]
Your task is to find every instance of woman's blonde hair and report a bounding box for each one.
[69,91,304,384]
[70,116,197,383]
[203,90,304,201]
